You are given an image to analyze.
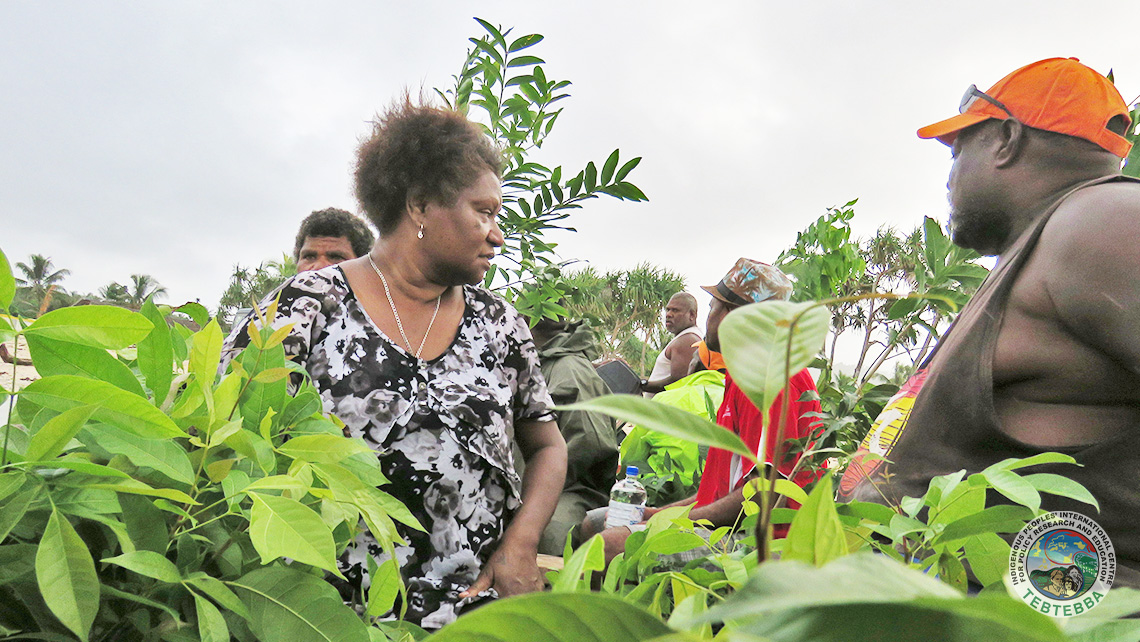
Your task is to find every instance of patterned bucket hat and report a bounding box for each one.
[701,257,793,306]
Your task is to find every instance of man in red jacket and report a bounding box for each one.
[582,258,823,562]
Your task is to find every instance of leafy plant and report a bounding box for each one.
[0,245,414,641]
[436,18,648,322]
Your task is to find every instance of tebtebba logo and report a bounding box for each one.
[1010,511,1115,617]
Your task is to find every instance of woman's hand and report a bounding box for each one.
[459,540,544,599]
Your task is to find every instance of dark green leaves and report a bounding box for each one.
[232,566,369,642]
[426,592,674,641]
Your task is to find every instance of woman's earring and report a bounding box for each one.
[418,223,425,239]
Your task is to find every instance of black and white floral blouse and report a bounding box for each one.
[221,266,555,628]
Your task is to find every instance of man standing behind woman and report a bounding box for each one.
[221,98,566,628]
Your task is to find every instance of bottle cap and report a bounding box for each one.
[625,465,639,477]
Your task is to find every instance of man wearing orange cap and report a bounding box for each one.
[582,258,823,564]
[838,58,1140,587]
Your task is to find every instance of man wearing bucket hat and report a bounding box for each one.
[582,258,823,563]
[838,58,1140,587]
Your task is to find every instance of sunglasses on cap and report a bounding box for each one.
[960,84,1016,119]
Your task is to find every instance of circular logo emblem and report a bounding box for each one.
[1010,511,1115,617]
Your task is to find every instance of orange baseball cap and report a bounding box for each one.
[917,57,1133,158]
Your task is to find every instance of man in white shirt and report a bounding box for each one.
[640,292,701,395]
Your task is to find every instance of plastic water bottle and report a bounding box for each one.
[604,466,647,529]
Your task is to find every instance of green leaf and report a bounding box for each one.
[184,572,252,620]
[77,423,194,485]
[0,248,14,310]
[1019,473,1099,510]
[78,478,198,505]
[553,534,605,592]
[934,504,1034,544]
[19,375,187,439]
[600,149,620,185]
[248,493,340,576]
[24,405,98,462]
[963,533,1012,587]
[783,475,846,567]
[720,301,830,427]
[101,584,181,621]
[36,510,99,642]
[0,483,40,541]
[173,302,210,327]
[102,550,182,583]
[278,434,373,464]
[0,543,37,583]
[366,555,401,617]
[1061,587,1140,642]
[195,593,231,642]
[704,552,1058,638]
[982,452,1077,473]
[507,54,544,68]
[426,592,673,642]
[507,33,543,53]
[614,157,642,183]
[584,162,597,191]
[137,299,174,405]
[560,395,753,460]
[24,305,153,349]
[231,566,369,642]
[981,469,1041,512]
[0,471,23,502]
[25,334,146,397]
[20,458,130,479]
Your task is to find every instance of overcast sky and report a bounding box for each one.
[3,1,1136,322]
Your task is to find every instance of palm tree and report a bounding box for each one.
[126,274,167,308]
[14,254,70,316]
[99,282,130,305]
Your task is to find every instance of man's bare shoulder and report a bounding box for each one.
[1045,180,1140,238]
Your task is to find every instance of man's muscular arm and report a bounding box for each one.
[642,335,700,393]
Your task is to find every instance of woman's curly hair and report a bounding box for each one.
[354,96,502,235]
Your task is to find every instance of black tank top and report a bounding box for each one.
[838,175,1140,588]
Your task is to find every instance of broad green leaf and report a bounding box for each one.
[1020,473,1099,510]
[19,375,186,439]
[36,510,99,641]
[242,475,308,492]
[174,302,210,327]
[248,493,340,575]
[231,566,369,642]
[507,33,543,53]
[101,584,181,621]
[50,486,121,517]
[238,343,289,433]
[729,593,1067,642]
[20,458,130,479]
[553,535,605,593]
[24,305,152,349]
[137,299,174,405]
[560,395,752,460]
[0,471,26,502]
[102,550,182,583]
[278,389,322,428]
[1061,587,1140,642]
[963,533,1011,587]
[208,417,243,448]
[278,434,373,465]
[746,477,809,506]
[933,505,1034,545]
[195,593,231,642]
[783,475,846,567]
[0,248,14,309]
[0,484,39,541]
[191,320,223,421]
[25,334,145,397]
[0,543,37,583]
[24,405,97,462]
[224,428,276,474]
[77,423,194,485]
[981,469,1041,512]
[720,301,830,423]
[365,555,400,617]
[184,572,253,620]
[600,148,620,184]
[426,592,673,642]
[982,452,1077,473]
[78,478,197,505]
